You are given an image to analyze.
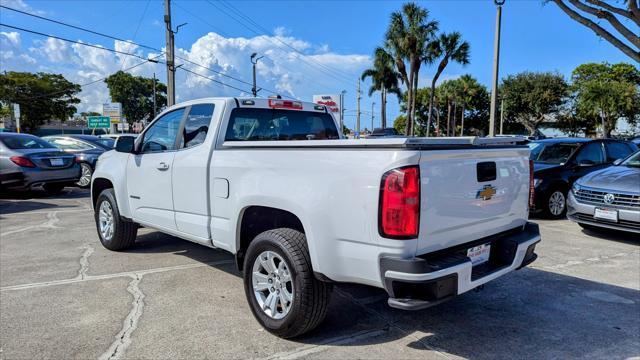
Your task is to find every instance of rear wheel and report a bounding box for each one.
[544,189,567,219]
[43,183,65,195]
[76,163,93,188]
[243,228,332,338]
[95,188,137,251]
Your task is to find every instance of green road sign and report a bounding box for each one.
[87,116,111,129]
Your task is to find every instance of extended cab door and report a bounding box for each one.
[171,103,219,242]
[127,108,186,229]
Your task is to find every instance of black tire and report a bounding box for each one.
[94,188,137,251]
[243,228,332,338]
[43,183,65,195]
[543,188,567,219]
[76,163,93,188]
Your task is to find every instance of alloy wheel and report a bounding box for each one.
[251,251,294,320]
[98,200,114,241]
[549,191,566,216]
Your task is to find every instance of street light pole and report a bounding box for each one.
[250,53,263,97]
[499,97,504,135]
[153,72,157,119]
[164,0,175,107]
[340,90,346,134]
[371,102,375,132]
[489,0,505,137]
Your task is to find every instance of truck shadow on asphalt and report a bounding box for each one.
[0,189,88,216]
[128,231,639,359]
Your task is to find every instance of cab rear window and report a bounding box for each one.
[225,108,339,141]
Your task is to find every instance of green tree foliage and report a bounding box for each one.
[385,2,438,136]
[0,71,81,132]
[500,72,569,136]
[104,71,167,124]
[361,47,402,128]
[393,115,407,135]
[570,62,640,137]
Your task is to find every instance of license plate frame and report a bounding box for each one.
[594,207,618,222]
[467,243,491,266]
[50,158,64,166]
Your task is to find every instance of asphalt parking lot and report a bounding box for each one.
[0,188,638,360]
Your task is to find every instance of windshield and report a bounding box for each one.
[45,137,95,151]
[622,150,640,167]
[92,138,115,149]
[529,142,580,164]
[1,135,56,150]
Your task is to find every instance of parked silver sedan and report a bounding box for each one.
[0,133,80,194]
[567,150,640,233]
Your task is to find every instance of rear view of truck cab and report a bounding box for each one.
[377,144,541,310]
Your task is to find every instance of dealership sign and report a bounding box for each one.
[103,102,122,124]
[312,94,341,114]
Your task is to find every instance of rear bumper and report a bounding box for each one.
[1,166,80,190]
[380,222,541,310]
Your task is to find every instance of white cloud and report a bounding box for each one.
[41,37,74,62]
[0,0,46,15]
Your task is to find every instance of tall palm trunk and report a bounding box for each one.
[404,77,413,136]
[446,100,452,136]
[452,101,457,137]
[426,78,437,137]
[380,88,387,128]
[436,106,440,136]
[460,102,465,136]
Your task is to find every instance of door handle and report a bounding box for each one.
[157,162,170,171]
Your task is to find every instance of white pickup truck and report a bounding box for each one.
[91,97,541,338]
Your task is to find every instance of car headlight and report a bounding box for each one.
[533,178,542,188]
[572,182,581,194]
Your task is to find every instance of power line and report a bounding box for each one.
[0,23,153,62]
[0,5,271,94]
[178,67,250,94]
[204,0,355,87]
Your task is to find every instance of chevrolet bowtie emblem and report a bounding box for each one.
[477,185,497,201]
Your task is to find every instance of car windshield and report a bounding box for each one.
[1,135,56,150]
[92,138,115,149]
[46,137,95,151]
[529,142,580,164]
[621,150,640,167]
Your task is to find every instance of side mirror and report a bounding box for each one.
[578,159,595,167]
[613,158,623,166]
[115,136,136,153]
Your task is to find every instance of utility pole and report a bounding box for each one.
[164,0,175,107]
[340,90,346,134]
[153,72,157,119]
[356,80,361,138]
[371,102,375,132]
[250,53,263,97]
[499,97,504,135]
[489,0,505,137]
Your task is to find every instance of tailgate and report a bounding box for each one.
[417,147,530,255]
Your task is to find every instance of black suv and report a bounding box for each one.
[529,138,638,218]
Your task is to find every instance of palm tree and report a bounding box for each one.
[385,2,438,136]
[425,32,470,136]
[457,74,478,136]
[361,48,402,128]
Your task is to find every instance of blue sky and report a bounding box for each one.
[0,0,632,130]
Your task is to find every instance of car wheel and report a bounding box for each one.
[43,183,65,195]
[95,188,137,251]
[545,189,567,219]
[76,163,93,188]
[243,228,332,338]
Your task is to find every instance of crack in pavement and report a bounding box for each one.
[99,274,145,360]
[0,210,61,237]
[74,244,95,280]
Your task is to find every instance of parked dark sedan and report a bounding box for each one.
[529,138,638,218]
[0,133,80,194]
[42,135,114,188]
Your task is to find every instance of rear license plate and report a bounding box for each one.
[50,158,64,166]
[467,243,491,265]
[594,208,618,222]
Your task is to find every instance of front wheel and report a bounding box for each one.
[76,163,93,188]
[545,189,567,219]
[94,188,137,251]
[243,228,332,338]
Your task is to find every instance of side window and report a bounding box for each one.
[181,104,215,149]
[605,142,633,162]
[575,142,604,165]
[140,108,185,153]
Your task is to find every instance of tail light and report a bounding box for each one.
[10,156,36,168]
[379,166,420,238]
[268,99,303,110]
[529,160,535,209]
